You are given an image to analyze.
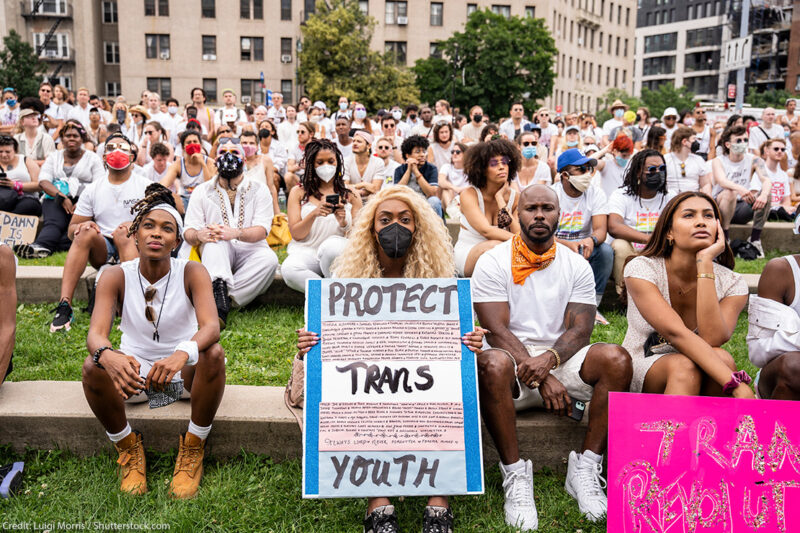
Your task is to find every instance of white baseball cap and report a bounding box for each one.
[313,100,327,111]
[662,107,678,119]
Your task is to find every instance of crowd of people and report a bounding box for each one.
[1,81,800,532]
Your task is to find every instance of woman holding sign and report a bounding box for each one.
[622,191,754,398]
[297,185,485,533]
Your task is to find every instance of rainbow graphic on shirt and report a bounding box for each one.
[632,211,662,251]
[556,210,585,240]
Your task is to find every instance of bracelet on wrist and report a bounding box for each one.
[543,347,560,370]
[92,346,113,369]
[722,370,751,395]
[697,272,715,280]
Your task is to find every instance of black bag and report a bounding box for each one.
[730,239,759,261]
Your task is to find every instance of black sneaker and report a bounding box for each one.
[14,243,50,259]
[50,300,74,333]
[364,504,400,533]
[422,506,454,533]
[0,462,24,498]
[212,279,230,329]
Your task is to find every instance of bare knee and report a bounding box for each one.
[776,352,800,391]
[82,355,105,389]
[200,343,226,371]
[592,344,633,382]
[477,349,515,383]
[668,354,702,386]
[713,348,737,371]
[72,228,99,247]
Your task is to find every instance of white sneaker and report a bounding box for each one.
[564,451,608,522]
[748,238,765,259]
[499,460,538,531]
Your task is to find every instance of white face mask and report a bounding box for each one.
[731,141,748,154]
[316,164,336,182]
[392,110,402,121]
[565,172,593,193]
[354,109,367,120]
[168,105,178,115]
[310,115,321,123]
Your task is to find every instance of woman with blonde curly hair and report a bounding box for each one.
[297,184,485,532]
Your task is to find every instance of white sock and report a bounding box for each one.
[107,423,132,443]
[581,449,603,464]
[502,459,526,473]
[595,293,603,306]
[188,420,212,440]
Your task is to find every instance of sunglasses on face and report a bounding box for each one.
[106,142,132,153]
[540,113,549,117]
[219,137,241,145]
[773,146,786,152]
[521,141,538,146]
[646,164,666,174]
[488,157,510,168]
[452,150,462,155]
[377,145,392,150]
[734,138,748,144]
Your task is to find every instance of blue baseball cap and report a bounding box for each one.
[557,148,597,172]
[523,123,541,132]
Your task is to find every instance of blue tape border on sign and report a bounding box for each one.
[458,278,483,493]
[304,279,322,496]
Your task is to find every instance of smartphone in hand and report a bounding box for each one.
[569,397,586,422]
[325,194,340,211]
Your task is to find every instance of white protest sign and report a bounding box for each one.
[0,211,38,246]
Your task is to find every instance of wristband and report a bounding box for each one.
[92,346,113,369]
[543,347,560,370]
[697,273,715,280]
[12,181,22,196]
[175,340,199,366]
[590,235,599,248]
[722,370,752,395]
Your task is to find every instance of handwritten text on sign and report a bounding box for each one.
[0,211,38,246]
[608,393,800,533]
[303,278,484,498]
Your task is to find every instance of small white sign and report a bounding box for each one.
[722,36,752,71]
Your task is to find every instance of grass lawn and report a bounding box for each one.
[2,301,759,531]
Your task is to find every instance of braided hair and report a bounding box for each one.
[622,149,668,202]
[301,138,349,202]
[128,183,178,237]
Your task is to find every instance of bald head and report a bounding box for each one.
[519,184,560,247]
[763,108,776,126]
[521,184,559,208]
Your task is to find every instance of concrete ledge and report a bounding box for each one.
[16,266,95,304]
[0,381,586,472]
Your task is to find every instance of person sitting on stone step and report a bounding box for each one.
[0,243,16,386]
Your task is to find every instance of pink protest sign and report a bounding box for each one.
[609,392,800,533]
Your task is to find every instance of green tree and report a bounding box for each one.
[639,83,696,120]
[411,9,557,119]
[0,30,47,98]
[744,88,795,109]
[595,88,644,124]
[298,0,419,110]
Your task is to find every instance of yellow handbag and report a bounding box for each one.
[189,245,202,262]
[267,214,292,247]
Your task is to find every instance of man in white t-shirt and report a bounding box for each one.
[142,142,171,183]
[749,108,785,155]
[145,93,173,136]
[67,88,93,130]
[267,92,286,124]
[499,102,531,141]
[472,184,632,530]
[0,243,15,385]
[214,90,247,129]
[758,137,795,221]
[344,130,384,200]
[50,133,150,333]
[553,149,613,322]
[661,107,679,151]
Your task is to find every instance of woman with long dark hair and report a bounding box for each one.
[282,139,362,293]
[622,191,754,398]
[645,126,666,154]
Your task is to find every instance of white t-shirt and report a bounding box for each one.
[472,240,596,346]
[608,190,674,251]
[663,125,678,150]
[67,104,92,130]
[749,123,785,152]
[602,118,623,136]
[552,181,608,241]
[142,160,169,183]
[278,120,299,147]
[752,165,789,209]
[440,163,469,189]
[267,106,286,124]
[538,123,559,149]
[74,172,151,237]
[664,152,707,194]
[712,154,755,198]
[594,155,628,200]
[514,162,552,189]
[335,138,354,159]
[499,119,530,141]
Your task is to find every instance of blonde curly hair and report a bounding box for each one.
[331,186,455,279]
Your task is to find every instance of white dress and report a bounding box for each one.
[454,186,516,276]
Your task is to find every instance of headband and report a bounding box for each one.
[147,203,183,238]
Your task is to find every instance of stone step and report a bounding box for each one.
[0,381,587,472]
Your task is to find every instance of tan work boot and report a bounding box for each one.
[114,430,147,495]
[169,432,206,499]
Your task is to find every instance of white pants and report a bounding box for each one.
[281,236,348,293]
[200,240,279,307]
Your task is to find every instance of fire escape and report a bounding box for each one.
[22,0,74,81]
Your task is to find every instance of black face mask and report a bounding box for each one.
[644,170,666,190]
[635,113,641,122]
[216,151,244,180]
[690,140,701,154]
[116,109,126,123]
[258,128,271,139]
[408,114,417,121]
[377,222,413,259]
[473,114,483,123]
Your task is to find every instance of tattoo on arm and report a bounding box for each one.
[551,302,595,364]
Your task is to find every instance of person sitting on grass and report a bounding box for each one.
[608,149,673,298]
[50,132,151,333]
[296,185,486,533]
[0,243,15,386]
[622,191,755,399]
[82,183,225,499]
[394,135,443,218]
[472,184,633,529]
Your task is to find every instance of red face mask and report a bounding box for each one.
[185,143,201,156]
[105,149,131,170]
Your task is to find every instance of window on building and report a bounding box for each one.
[385,1,408,24]
[203,78,217,102]
[467,3,477,16]
[50,76,72,90]
[624,38,628,56]
[240,37,264,61]
[622,69,626,86]
[645,12,652,25]
[202,35,216,60]
[617,4,621,23]
[281,79,293,97]
[147,77,171,98]
[625,6,630,25]
[616,36,620,55]
[105,82,121,97]
[492,5,511,18]
[359,0,368,15]
[644,32,677,53]
[241,79,264,105]
[606,66,610,85]
[430,42,441,58]
[614,68,618,85]
[281,38,292,60]
[36,0,68,14]
[430,2,443,25]
[685,50,720,72]
[254,0,263,18]
[202,0,215,17]
[697,3,705,17]
[609,1,613,21]
[385,41,407,65]
[102,1,118,23]
[240,0,249,18]
[684,75,717,95]
[686,27,722,48]
[526,5,535,17]
[34,33,70,59]
[304,0,315,20]
[643,56,676,76]
[145,34,170,59]
[643,79,670,91]
[795,75,800,92]
[144,0,169,16]
[104,42,119,64]
[281,0,291,19]
[687,4,693,18]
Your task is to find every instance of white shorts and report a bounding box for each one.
[496,344,597,410]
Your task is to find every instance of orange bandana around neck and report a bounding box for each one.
[511,234,557,285]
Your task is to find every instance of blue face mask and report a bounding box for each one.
[615,155,629,167]
[5,99,16,108]
[567,140,578,147]
[614,109,624,119]
[522,146,537,159]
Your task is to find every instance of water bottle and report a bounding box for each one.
[278,189,287,213]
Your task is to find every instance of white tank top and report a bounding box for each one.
[180,155,208,193]
[696,124,711,154]
[119,258,198,361]
[4,156,35,199]
[784,256,800,317]
[287,200,352,254]
[244,159,266,186]
[457,186,517,249]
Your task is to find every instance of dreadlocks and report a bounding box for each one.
[300,138,349,203]
[622,149,668,199]
[128,183,178,237]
